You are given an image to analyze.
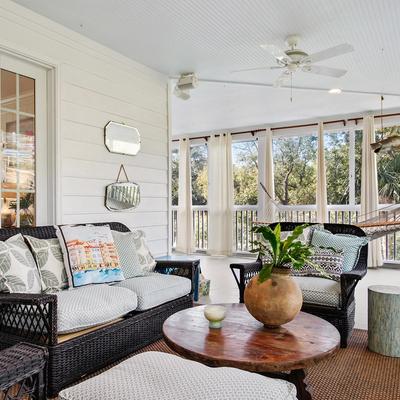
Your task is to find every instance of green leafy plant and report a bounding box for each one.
[251,223,326,283]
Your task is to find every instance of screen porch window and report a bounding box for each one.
[0,68,35,228]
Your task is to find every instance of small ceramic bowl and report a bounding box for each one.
[204,305,227,329]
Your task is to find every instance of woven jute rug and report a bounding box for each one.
[132,329,400,400]
[54,329,399,400]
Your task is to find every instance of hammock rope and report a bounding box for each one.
[258,182,400,241]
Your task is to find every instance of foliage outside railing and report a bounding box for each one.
[171,204,399,262]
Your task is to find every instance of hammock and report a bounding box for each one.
[258,182,400,241]
[356,204,400,240]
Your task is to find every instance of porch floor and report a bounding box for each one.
[190,254,400,330]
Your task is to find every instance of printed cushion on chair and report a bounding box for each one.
[56,225,124,288]
[0,234,42,293]
[24,236,68,292]
[290,247,344,281]
[56,285,137,334]
[114,273,191,311]
[293,276,342,307]
[59,351,297,400]
[310,229,368,272]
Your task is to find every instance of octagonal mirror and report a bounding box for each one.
[105,121,141,156]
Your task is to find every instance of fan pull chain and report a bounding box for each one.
[290,73,293,103]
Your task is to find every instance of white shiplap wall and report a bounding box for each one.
[0,0,169,256]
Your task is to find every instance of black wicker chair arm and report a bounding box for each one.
[0,293,57,346]
[0,292,56,304]
[340,268,367,309]
[0,343,47,391]
[341,269,366,282]
[155,259,199,294]
[230,259,262,303]
[230,260,262,275]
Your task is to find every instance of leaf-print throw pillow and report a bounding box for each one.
[56,224,124,288]
[0,234,42,293]
[130,229,156,273]
[24,236,68,292]
[111,230,149,278]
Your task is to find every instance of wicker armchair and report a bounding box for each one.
[0,223,197,397]
[0,343,47,400]
[230,223,368,348]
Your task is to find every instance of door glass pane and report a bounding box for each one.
[19,75,35,114]
[0,68,36,228]
[1,69,16,110]
[1,193,17,228]
[18,116,35,190]
[19,192,35,227]
[1,110,18,191]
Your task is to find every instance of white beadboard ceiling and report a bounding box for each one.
[13,0,400,135]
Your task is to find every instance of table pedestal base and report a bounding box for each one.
[265,369,311,400]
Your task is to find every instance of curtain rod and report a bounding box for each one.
[171,111,400,142]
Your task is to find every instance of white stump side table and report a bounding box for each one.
[368,285,400,357]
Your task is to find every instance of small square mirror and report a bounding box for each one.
[105,121,141,155]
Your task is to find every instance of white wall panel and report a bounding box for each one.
[0,0,169,255]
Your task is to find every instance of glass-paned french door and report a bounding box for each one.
[0,54,48,228]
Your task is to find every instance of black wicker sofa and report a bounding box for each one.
[230,222,368,348]
[0,222,197,397]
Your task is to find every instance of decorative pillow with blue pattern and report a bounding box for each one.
[290,247,344,281]
[310,229,368,272]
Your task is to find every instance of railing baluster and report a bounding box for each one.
[240,211,243,251]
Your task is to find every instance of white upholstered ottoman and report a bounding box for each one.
[59,351,297,400]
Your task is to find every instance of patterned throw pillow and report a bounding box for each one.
[280,224,324,244]
[311,229,368,272]
[56,225,125,288]
[25,236,68,292]
[0,234,42,293]
[290,248,345,281]
[124,230,156,273]
[111,230,147,278]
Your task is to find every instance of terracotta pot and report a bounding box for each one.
[244,267,303,328]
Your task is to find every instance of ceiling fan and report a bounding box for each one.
[233,35,354,87]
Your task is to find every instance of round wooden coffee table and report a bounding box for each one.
[163,304,340,400]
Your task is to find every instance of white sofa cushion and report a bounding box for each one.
[293,276,341,307]
[59,351,297,400]
[56,285,137,334]
[114,273,191,311]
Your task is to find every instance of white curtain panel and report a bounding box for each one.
[316,122,328,223]
[175,139,194,254]
[207,134,234,256]
[361,115,383,268]
[258,128,276,222]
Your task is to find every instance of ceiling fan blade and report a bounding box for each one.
[273,71,291,87]
[231,66,284,73]
[260,44,288,62]
[302,43,354,64]
[302,65,347,78]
